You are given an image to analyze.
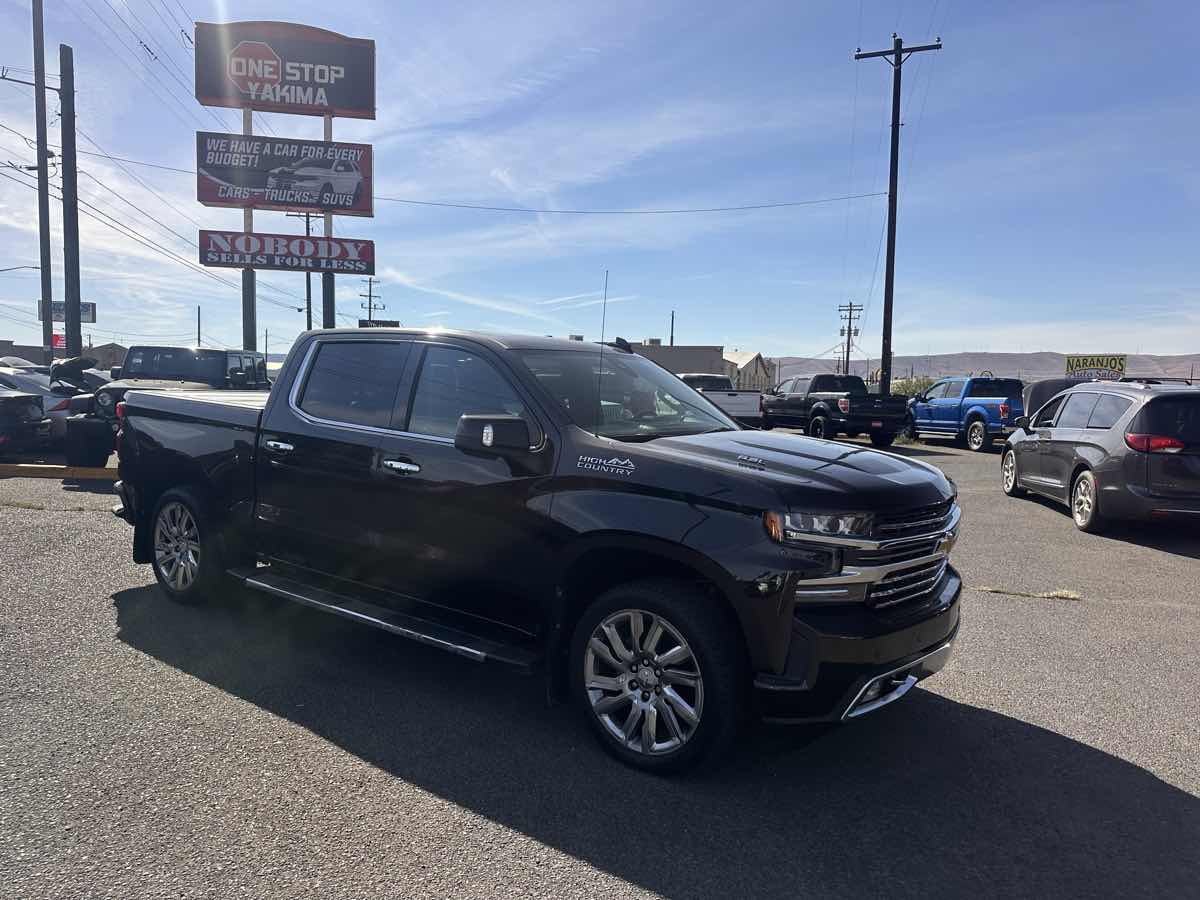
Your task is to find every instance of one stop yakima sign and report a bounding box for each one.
[199,230,374,274]
[227,41,281,94]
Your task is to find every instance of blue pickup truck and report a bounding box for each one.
[907,376,1025,451]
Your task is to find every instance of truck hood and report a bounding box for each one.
[647,429,954,512]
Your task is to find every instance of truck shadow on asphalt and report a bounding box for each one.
[112,585,1199,898]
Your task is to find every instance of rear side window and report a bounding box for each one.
[943,380,965,399]
[1086,394,1133,430]
[811,375,866,395]
[792,378,810,394]
[1057,393,1100,428]
[967,379,1022,398]
[1134,397,1200,445]
[298,341,410,428]
[407,346,528,439]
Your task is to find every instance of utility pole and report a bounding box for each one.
[360,277,383,324]
[59,44,82,358]
[196,306,201,346]
[287,211,314,330]
[855,33,942,396]
[838,301,862,378]
[670,310,675,346]
[31,0,53,361]
[321,114,335,328]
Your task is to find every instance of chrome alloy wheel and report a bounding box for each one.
[1073,475,1094,527]
[1002,451,1017,492]
[154,501,201,591]
[583,609,704,756]
[968,422,986,451]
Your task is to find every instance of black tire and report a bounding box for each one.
[966,419,992,452]
[1001,448,1026,497]
[569,579,747,774]
[149,487,226,602]
[902,414,917,440]
[1070,469,1106,534]
[760,414,773,430]
[869,431,895,448]
[808,416,829,439]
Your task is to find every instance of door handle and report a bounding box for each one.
[383,459,421,474]
[265,440,294,453]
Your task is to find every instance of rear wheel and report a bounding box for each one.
[967,420,992,452]
[760,414,773,430]
[150,488,225,602]
[1001,448,1026,497]
[869,431,895,448]
[570,580,745,774]
[1071,470,1105,533]
[808,416,829,439]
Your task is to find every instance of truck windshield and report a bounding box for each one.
[682,375,734,391]
[517,350,737,441]
[123,348,226,385]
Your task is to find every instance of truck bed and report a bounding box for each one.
[122,389,269,429]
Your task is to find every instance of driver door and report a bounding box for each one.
[1021,394,1066,488]
[913,381,946,430]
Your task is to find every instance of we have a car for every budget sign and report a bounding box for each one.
[196,131,373,216]
[199,230,375,275]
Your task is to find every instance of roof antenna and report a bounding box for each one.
[594,268,609,439]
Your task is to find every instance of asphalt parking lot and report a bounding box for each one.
[1,438,1197,898]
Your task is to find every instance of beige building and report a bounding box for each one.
[723,351,777,391]
[627,341,726,376]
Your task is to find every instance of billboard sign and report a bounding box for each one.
[196,131,373,217]
[199,230,375,274]
[1065,354,1127,381]
[37,301,97,323]
[194,22,376,119]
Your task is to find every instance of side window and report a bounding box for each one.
[943,380,965,399]
[407,346,528,439]
[925,381,947,400]
[1034,396,1065,428]
[227,354,243,378]
[776,378,795,394]
[298,341,410,428]
[1086,394,1133,430]
[1057,393,1100,428]
[792,378,810,395]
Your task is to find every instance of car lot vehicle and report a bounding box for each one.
[761,373,907,447]
[67,346,270,467]
[678,373,763,426]
[1001,381,1200,532]
[0,363,91,443]
[0,389,50,455]
[267,156,363,206]
[113,328,962,773]
[908,376,1024,451]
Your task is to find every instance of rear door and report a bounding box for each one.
[373,340,555,633]
[254,337,412,580]
[1136,395,1200,499]
[1041,391,1100,496]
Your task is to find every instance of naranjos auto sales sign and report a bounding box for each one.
[1065,354,1127,381]
[196,131,373,216]
[194,21,375,119]
[199,230,375,274]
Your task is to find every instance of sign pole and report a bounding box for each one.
[31,0,54,361]
[241,107,257,351]
[321,113,336,328]
[59,44,83,359]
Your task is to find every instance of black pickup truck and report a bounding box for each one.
[113,329,962,772]
[761,374,909,446]
[67,346,270,467]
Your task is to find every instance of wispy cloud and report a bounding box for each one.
[538,291,600,306]
[420,309,451,318]
[380,268,562,324]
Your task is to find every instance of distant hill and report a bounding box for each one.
[774,352,1200,382]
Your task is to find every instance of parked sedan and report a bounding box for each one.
[1001,381,1200,531]
[0,389,50,456]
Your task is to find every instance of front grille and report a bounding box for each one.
[867,558,949,609]
[846,538,940,567]
[873,500,954,540]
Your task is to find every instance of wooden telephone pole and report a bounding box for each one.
[855,33,942,396]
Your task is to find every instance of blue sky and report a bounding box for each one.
[0,0,1197,360]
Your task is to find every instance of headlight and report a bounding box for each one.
[96,392,113,407]
[764,510,873,542]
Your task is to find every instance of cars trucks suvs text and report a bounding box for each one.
[113,329,962,772]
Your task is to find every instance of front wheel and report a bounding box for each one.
[150,488,225,602]
[967,420,992,452]
[570,580,746,774]
[1001,448,1026,497]
[1071,470,1106,533]
[869,431,895,448]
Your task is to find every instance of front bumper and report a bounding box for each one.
[753,565,961,723]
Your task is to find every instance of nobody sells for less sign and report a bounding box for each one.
[200,230,375,274]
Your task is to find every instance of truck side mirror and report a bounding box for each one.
[1014,415,1030,431]
[455,414,531,458]
[109,366,122,380]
